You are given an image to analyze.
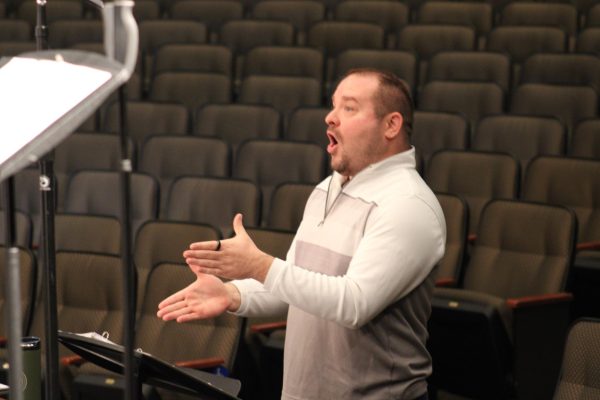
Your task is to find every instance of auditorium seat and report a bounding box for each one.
[243,46,324,84]
[520,53,600,93]
[54,133,125,210]
[170,0,243,43]
[427,51,511,93]
[0,19,31,41]
[0,41,36,57]
[54,214,121,256]
[103,100,190,150]
[195,103,281,155]
[0,210,32,249]
[133,221,220,313]
[149,72,232,112]
[412,111,469,173]
[473,115,566,179]
[553,318,600,400]
[587,3,600,27]
[238,76,322,125]
[9,168,42,247]
[137,262,243,378]
[166,176,261,238]
[28,251,125,397]
[219,19,295,85]
[131,0,159,22]
[233,139,326,225]
[307,21,385,89]
[510,83,598,137]
[570,119,600,159]
[428,199,576,400]
[522,156,600,318]
[284,106,329,150]
[417,1,493,49]
[64,170,158,238]
[252,0,326,45]
[138,136,230,216]
[426,150,519,236]
[576,27,600,55]
[334,0,409,48]
[220,20,296,53]
[268,183,314,231]
[48,20,103,48]
[434,193,468,287]
[139,20,208,89]
[397,24,476,88]
[500,2,578,50]
[334,49,417,94]
[17,1,82,28]
[153,44,233,79]
[419,81,504,130]
[487,26,567,83]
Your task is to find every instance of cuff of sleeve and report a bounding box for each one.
[229,279,257,316]
[263,257,286,292]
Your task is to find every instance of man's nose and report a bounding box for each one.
[325,109,338,126]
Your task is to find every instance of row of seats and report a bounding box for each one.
[1,197,598,400]
[86,101,600,158]
[6,150,599,262]
[3,0,600,37]
[85,103,600,166]
[2,17,600,56]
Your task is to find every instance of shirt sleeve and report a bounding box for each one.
[228,234,299,318]
[262,198,446,329]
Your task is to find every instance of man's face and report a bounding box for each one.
[325,74,388,177]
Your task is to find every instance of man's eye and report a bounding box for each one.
[344,106,355,112]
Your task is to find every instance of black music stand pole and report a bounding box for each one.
[35,0,60,398]
[103,2,139,398]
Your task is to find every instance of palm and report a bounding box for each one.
[157,272,231,322]
[185,273,231,319]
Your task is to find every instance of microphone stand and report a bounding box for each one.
[3,177,23,400]
[35,0,61,399]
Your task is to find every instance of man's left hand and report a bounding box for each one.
[183,213,274,283]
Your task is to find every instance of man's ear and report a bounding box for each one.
[384,112,403,140]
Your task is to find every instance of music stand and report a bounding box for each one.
[0,49,134,400]
[58,331,241,400]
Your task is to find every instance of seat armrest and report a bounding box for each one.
[0,336,6,347]
[61,355,86,367]
[509,292,572,400]
[175,357,224,370]
[435,278,457,287]
[506,292,573,309]
[576,240,600,251]
[250,321,287,334]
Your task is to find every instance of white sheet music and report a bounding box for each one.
[0,56,111,165]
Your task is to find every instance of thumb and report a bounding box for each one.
[233,213,247,237]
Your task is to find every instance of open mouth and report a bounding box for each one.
[327,131,338,154]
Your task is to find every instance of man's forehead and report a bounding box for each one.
[332,74,378,102]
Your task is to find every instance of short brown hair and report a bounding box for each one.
[340,68,414,137]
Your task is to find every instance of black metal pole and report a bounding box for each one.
[3,177,23,400]
[39,161,59,400]
[35,1,60,399]
[117,85,137,400]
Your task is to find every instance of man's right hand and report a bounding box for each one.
[156,272,241,323]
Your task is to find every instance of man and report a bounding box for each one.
[157,69,446,400]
